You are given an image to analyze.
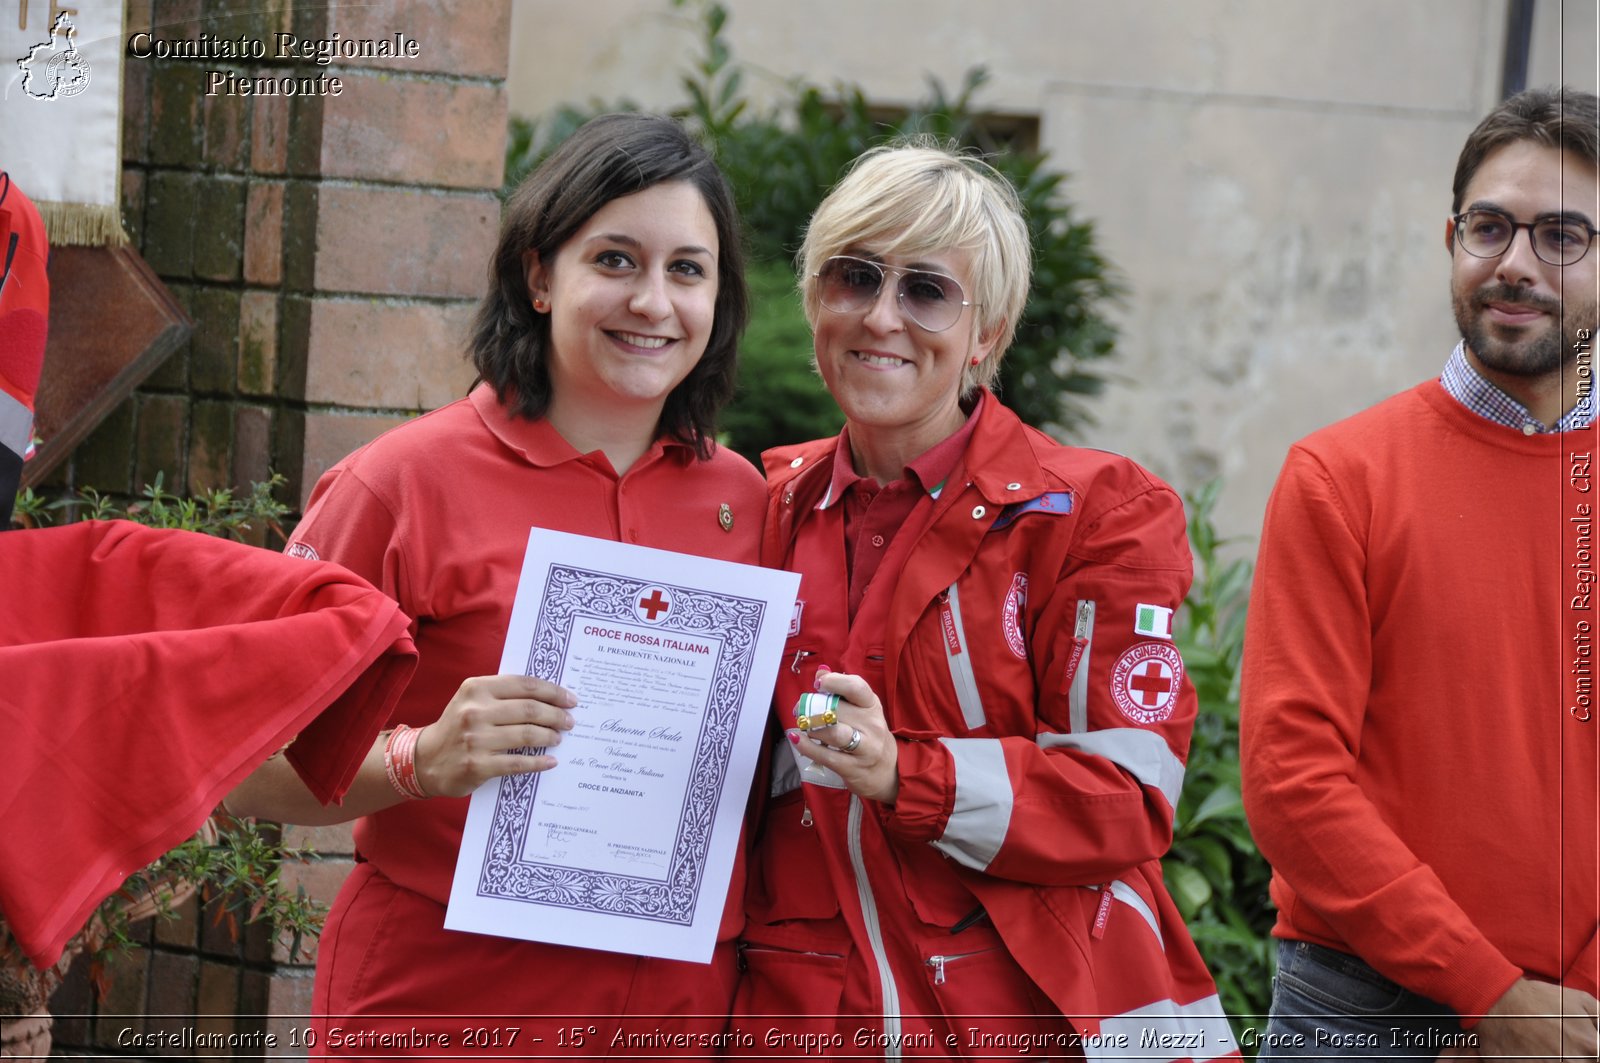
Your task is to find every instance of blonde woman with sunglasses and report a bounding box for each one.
[734,141,1237,1060]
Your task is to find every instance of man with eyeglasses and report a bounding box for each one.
[1241,87,1599,1061]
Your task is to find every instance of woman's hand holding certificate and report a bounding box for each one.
[414,675,578,797]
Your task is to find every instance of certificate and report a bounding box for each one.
[445,528,799,963]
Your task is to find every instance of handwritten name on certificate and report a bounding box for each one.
[446,528,799,963]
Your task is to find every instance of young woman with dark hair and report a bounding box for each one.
[230,113,764,1055]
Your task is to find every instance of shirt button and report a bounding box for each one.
[871,534,885,548]
[1522,423,1537,436]
[972,505,986,519]
[1007,482,1021,491]
[790,457,804,468]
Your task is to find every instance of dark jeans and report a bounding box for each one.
[1256,940,1472,1060]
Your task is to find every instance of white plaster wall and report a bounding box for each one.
[506,0,1600,546]
[1530,0,1599,92]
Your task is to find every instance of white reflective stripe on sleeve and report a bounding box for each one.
[1087,994,1238,1062]
[0,390,34,457]
[1036,727,1185,811]
[1069,599,1095,733]
[942,582,986,730]
[930,737,1012,871]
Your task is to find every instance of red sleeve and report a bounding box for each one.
[890,483,1194,885]
[289,462,415,621]
[0,521,414,968]
[1240,445,1521,1018]
[277,462,422,785]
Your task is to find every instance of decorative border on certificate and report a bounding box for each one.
[473,565,765,926]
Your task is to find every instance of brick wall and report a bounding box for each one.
[43,0,501,516]
[47,0,509,1054]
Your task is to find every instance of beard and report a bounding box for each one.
[1453,281,1597,378]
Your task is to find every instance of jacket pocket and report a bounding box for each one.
[746,790,841,925]
[1080,876,1164,949]
[917,928,1068,1058]
[730,942,848,1044]
[893,833,981,928]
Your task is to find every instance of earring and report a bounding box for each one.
[970,355,981,366]
[532,298,548,312]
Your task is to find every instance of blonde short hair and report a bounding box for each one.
[798,137,1033,396]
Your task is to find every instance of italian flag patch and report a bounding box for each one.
[1134,603,1174,639]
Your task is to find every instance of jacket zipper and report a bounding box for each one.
[937,585,986,730]
[1082,880,1164,947]
[848,795,902,1058]
[1068,599,1096,733]
[792,647,817,826]
[1092,885,1115,939]
[739,942,844,964]
[926,946,1000,985]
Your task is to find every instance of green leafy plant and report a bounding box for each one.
[1165,480,1273,1044]
[13,471,288,539]
[718,260,841,460]
[82,816,324,985]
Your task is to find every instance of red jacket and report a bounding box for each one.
[1,172,49,520]
[744,398,1237,1060]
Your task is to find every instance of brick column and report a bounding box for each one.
[245,1,509,1048]
[49,1,510,1055]
[273,0,505,507]
[61,0,503,516]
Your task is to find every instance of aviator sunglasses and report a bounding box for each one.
[814,255,978,333]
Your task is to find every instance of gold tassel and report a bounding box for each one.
[35,201,129,248]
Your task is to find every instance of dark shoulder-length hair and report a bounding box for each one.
[470,113,748,459]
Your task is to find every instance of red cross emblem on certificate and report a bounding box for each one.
[1110,642,1185,724]
[635,587,672,623]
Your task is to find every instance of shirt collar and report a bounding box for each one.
[468,384,694,470]
[818,390,988,509]
[1439,341,1595,434]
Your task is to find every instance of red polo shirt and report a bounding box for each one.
[290,384,768,905]
[286,386,769,1042]
[826,391,985,617]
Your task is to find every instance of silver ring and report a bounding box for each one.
[841,728,863,753]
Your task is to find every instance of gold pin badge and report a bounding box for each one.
[718,503,734,532]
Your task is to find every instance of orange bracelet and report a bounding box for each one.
[383,724,429,800]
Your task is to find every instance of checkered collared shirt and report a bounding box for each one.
[1439,341,1595,433]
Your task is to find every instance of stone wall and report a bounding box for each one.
[42,0,500,518]
[502,0,1600,548]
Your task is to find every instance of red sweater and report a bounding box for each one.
[1241,380,1599,1019]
